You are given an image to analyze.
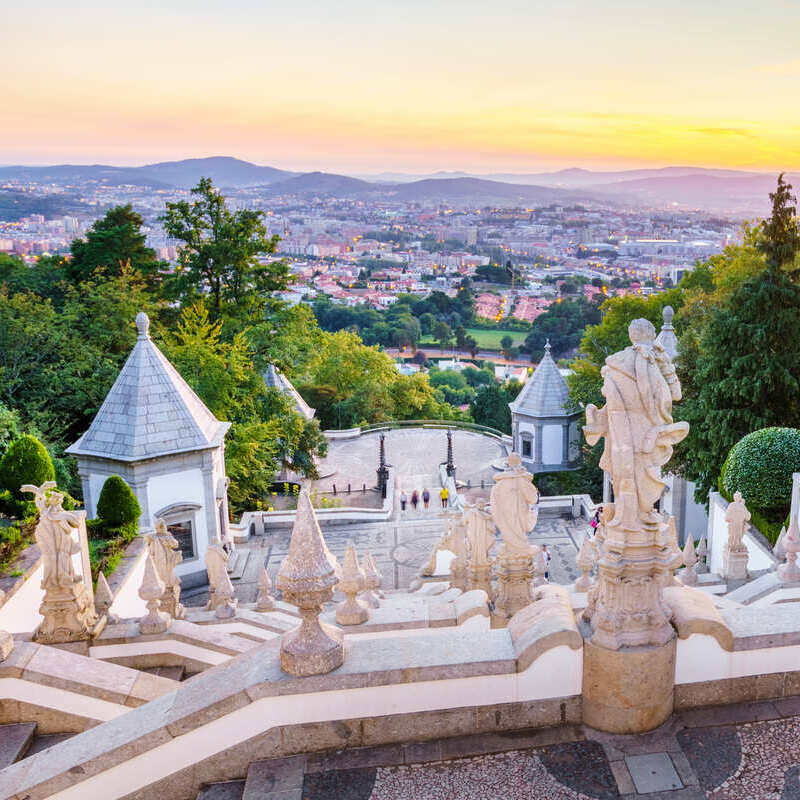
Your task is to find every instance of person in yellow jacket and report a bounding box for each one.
[440,486,449,509]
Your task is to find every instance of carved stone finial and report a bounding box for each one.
[336,543,368,625]
[696,536,708,562]
[138,551,170,634]
[135,311,150,339]
[0,630,13,661]
[574,538,594,592]
[94,572,119,624]
[681,537,698,586]
[662,305,674,326]
[774,526,787,561]
[255,567,275,612]
[777,516,800,583]
[361,552,382,608]
[544,339,551,354]
[276,487,343,676]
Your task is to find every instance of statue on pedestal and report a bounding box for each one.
[722,492,750,581]
[582,318,688,650]
[22,483,105,643]
[205,536,238,619]
[490,453,540,623]
[441,511,469,591]
[147,518,186,620]
[464,502,495,596]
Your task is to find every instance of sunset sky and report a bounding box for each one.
[4,0,800,173]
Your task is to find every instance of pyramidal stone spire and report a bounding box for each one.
[655,305,678,361]
[509,337,571,417]
[276,487,343,676]
[94,572,119,623]
[66,311,230,462]
[255,567,274,612]
[138,551,171,635]
[336,542,368,625]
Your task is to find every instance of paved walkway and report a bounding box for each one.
[248,698,800,799]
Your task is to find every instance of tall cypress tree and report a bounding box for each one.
[680,176,800,501]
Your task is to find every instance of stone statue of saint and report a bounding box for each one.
[465,502,496,567]
[147,518,185,619]
[22,482,81,588]
[584,319,688,526]
[490,453,539,556]
[725,492,750,551]
[204,536,236,614]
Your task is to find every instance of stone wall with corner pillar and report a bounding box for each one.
[76,445,227,586]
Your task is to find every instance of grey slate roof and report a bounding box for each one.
[264,364,315,421]
[67,312,230,462]
[509,342,574,418]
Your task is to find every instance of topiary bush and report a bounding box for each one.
[0,434,55,499]
[96,476,141,528]
[722,427,800,511]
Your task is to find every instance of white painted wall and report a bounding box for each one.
[147,468,210,573]
[47,643,582,800]
[568,422,581,461]
[108,546,148,619]
[676,633,800,685]
[542,424,562,464]
[0,562,43,634]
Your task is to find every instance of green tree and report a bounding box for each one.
[432,320,453,351]
[470,383,512,433]
[0,434,55,499]
[96,475,141,528]
[66,205,165,287]
[677,177,800,501]
[162,178,289,323]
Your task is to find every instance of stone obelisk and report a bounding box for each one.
[581,318,688,733]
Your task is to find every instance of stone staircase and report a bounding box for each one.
[0,723,74,771]
[196,755,305,799]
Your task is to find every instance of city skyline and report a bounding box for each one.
[3,0,800,172]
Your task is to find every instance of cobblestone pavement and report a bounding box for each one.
[295,701,800,800]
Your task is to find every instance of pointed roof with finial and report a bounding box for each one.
[264,364,315,421]
[655,305,678,361]
[67,312,230,462]
[509,340,574,418]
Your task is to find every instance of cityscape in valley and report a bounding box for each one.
[3,1,800,799]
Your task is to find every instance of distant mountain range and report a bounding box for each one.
[0,156,796,214]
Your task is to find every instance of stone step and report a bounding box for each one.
[141,664,186,681]
[0,722,37,768]
[25,733,75,758]
[243,755,305,799]
[196,780,245,800]
[227,549,251,581]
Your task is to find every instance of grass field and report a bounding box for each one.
[420,328,527,350]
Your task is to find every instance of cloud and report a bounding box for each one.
[690,127,757,139]
[756,58,800,76]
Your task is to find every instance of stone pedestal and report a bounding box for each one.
[723,547,748,581]
[281,600,344,677]
[582,635,676,734]
[492,552,533,625]
[36,580,106,644]
[468,563,493,596]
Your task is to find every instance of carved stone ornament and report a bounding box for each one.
[138,551,171,635]
[581,319,687,649]
[22,483,105,643]
[147,518,186,620]
[336,542,368,625]
[276,487,343,676]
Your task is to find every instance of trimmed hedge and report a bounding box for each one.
[722,427,800,511]
[0,434,55,499]
[96,476,141,528]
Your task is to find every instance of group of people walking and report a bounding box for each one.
[399,486,451,512]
